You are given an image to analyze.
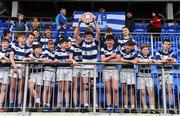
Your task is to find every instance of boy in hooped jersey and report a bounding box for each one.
[27,44,46,108]
[70,38,83,112]
[40,26,56,49]
[120,40,138,113]
[42,40,56,110]
[9,33,31,109]
[74,16,100,111]
[100,35,121,113]
[55,38,77,112]
[137,44,155,113]
[0,39,11,112]
[118,27,137,50]
[155,39,176,114]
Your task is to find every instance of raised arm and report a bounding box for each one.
[74,18,83,45]
[92,16,100,41]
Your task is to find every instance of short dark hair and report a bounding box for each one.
[1,39,9,43]
[125,39,135,46]
[28,32,35,37]
[3,30,11,37]
[59,38,68,44]
[122,26,129,30]
[106,27,113,33]
[32,29,39,32]
[85,31,93,36]
[45,25,52,31]
[33,44,42,50]
[105,35,114,41]
[163,39,171,44]
[17,32,26,38]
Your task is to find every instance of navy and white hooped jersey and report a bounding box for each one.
[26,42,33,53]
[10,39,18,46]
[100,46,120,67]
[28,53,44,73]
[33,39,40,46]
[39,36,56,49]
[68,36,76,45]
[118,36,135,50]
[55,47,73,67]
[42,48,56,67]
[121,49,137,68]
[156,50,176,69]
[156,50,176,60]
[10,43,31,61]
[0,47,11,67]
[81,39,98,62]
[138,53,153,73]
[70,45,82,62]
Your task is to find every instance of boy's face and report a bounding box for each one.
[85,34,93,43]
[33,18,38,22]
[60,9,66,16]
[18,15,24,21]
[34,47,42,54]
[61,42,69,49]
[46,33,52,38]
[122,28,129,36]
[45,30,52,38]
[48,44,55,51]
[125,45,134,52]
[7,33,12,38]
[28,35,35,44]
[33,30,40,38]
[18,36,26,45]
[142,47,149,55]
[105,39,114,47]
[163,41,171,51]
[1,41,9,49]
[127,12,132,18]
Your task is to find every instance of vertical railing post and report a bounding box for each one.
[93,65,97,114]
[162,65,167,114]
[150,34,154,56]
[22,63,29,113]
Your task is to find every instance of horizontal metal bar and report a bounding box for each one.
[6,61,180,65]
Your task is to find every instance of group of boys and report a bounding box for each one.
[0,17,176,114]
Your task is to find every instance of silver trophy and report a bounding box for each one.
[80,12,95,25]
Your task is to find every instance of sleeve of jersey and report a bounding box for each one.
[42,50,48,58]
[150,55,154,60]
[116,48,121,55]
[132,38,136,45]
[172,52,177,59]
[55,14,60,27]
[69,49,73,55]
[10,45,15,53]
[137,54,141,58]
[156,52,161,60]
[55,50,59,60]
[120,50,123,57]
[100,48,104,55]
[95,40,99,46]
[25,52,31,58]
[134,51,138,58]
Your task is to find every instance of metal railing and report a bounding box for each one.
[0,62,180,114]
